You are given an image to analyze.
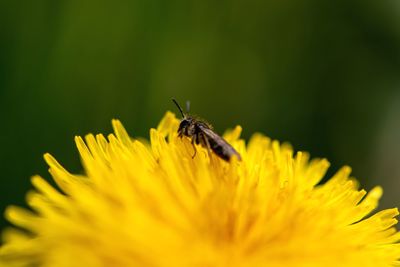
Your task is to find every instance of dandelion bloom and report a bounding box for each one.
[1,112,400,267]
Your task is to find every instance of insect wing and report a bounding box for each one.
[199,125,241,161]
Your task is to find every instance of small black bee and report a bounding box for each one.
[172,99,241,162]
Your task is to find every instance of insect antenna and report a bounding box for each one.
[172,98,185,118]
[186,101,191,113]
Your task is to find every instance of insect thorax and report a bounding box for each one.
[178,117,211,138]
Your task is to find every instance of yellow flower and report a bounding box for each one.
[1,112,400,267]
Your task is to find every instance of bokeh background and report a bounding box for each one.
[1,1,400,230]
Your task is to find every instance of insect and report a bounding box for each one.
[172,99,241,162]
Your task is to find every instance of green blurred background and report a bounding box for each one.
[1,1,400,230]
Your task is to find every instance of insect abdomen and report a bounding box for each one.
[207,136,241,161]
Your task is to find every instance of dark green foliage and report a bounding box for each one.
[1,0,400,230]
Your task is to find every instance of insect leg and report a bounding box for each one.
[200,133,213,158]
[191,135,197,158]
